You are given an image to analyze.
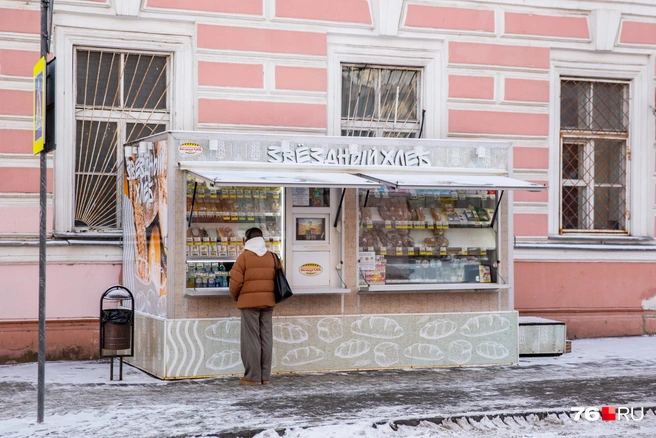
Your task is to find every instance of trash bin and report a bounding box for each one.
[101,309,132,350]
[99,286,134,380]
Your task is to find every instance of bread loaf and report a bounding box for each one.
[475,341,509,359]
[460,314,511,337]
[281,346,325,366]
[448,340,472,364]
[374,342,400,367]
[204,320,241,343]
[403,343,445,361]
[206,349,242,370]
[317,317,343,343]
[350,316,404,339]
[334,339,371,359]
[419,319,457,340]
[273,323,309,344]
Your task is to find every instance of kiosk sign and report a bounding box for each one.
[33,57,46,155]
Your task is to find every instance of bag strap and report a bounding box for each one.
[270,251,279,269]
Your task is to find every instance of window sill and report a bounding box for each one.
[515,238,656,252]
[53,231,123,244]
[359,284,508,293]
[547,234,653,243]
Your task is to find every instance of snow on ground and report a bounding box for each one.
[254,412,656,438]
[1,336,655,438]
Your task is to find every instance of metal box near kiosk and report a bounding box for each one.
[121,132,545,379]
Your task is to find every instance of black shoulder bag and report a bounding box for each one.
[271,252,293,303]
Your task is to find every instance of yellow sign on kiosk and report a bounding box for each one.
[33,57,46,154]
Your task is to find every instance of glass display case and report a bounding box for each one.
[185,175,284,294]
[358,188,498,288]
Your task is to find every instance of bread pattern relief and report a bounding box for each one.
[419,319,457,340]
[475,341,509,359]
[374,342,400,367]
[334,339,371,359]
[404,343,445,361]
[162,312,516,376]
[281,346,325,366]
[317,317,343,343]
[205,320,241,343]
[460,314,510,337]
[448,340,473,364]
[351,316,404,339]
[273,322,309,344]
[206,350,242,371]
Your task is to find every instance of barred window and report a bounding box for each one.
[341,64,422,138]
[560,79,629,233]
[74,48,169,231]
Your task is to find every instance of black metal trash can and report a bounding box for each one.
[101,309,132,350]
[100,286,134,380]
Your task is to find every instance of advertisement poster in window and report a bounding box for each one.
[122,140,168,317]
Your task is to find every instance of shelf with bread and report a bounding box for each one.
[357,188,499,289]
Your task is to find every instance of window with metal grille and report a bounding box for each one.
[74,49,170,231]
[341,64,422,138]
[560,78,629,233]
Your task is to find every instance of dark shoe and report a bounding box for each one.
[240,377,262,386]
[262,380,270,385]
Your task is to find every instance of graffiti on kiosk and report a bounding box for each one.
[125,147,166,206]
[267,145,431,167]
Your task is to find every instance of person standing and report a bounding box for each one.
[229,227,276,386]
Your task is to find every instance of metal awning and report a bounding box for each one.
[358,173,546,191]
[186,170,382,188]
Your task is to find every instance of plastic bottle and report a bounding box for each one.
[218,262,227,287]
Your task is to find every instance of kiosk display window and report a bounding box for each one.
[185,176,284,292]
[358,188,498,287]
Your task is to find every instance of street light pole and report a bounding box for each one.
[37,0,50,424]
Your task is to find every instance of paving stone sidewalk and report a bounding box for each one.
[1,337,655,437]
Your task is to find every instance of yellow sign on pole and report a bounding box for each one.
[33,57,46,155]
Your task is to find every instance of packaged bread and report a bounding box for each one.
[430,207,442,221]
[415,207,426,221]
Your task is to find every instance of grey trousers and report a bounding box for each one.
[240,307,273,382]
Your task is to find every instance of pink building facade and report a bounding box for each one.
[1,0,655,363]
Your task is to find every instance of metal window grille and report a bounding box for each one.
[341,64,421,138]
[74,49,170,231]
[560,78,629,233]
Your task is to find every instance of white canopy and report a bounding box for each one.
[358,173,546,191]
[186,170,381,188]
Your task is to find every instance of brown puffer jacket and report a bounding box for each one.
[229,250,276,309]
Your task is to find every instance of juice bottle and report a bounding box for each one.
[218,263,227,287]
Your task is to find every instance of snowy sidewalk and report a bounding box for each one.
[1,336,655,438]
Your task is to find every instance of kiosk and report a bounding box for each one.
[122,132,545,379]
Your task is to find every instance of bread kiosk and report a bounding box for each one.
[122,132,545,379]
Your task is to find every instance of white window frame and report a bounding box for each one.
[548,50,653,239]
[53,14,195,234]
[327,34,442,138]
[340,64,423,138]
